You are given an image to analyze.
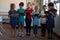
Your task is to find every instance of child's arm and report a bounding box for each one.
[8,14,15,17]
[31,13,34,18]
[8,14,11,17]
[50,11,57,17]
[8,11,11,17]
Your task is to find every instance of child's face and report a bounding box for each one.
[43,7,46,11]
[19,5,23,8]
[49,6,53,9]
[27,3,31,8]
[35,7,38,11]
[12,5,15,9]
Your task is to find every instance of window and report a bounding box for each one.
[43,0,48,11]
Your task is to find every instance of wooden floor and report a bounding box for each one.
[0,24,60,40]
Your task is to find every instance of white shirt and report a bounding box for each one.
[40,10,47,24]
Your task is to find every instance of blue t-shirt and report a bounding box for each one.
[17,8,25,22]
[32,12,39,25]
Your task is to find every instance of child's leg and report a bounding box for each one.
[20,22,25,36]
[25,18,31,36]
[48,27,53,39]
[18,23,23,37]
[13,27,16,37]
[28,18,31,34]
[25,19,29,34]
[18,23,21,33]
[20,22,24,32]
[10,27,13,36]
[10,27,16,37]
[33,25,38,35]
[41,24,46,37]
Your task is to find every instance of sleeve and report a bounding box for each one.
[8,10,11,15]
[31,12,34,16]
[24,9,25,13]
[50,9,57,14]
[31,8,33,13]
[53,9,57,13]
[17,9,19,13]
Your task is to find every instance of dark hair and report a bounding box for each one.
[48,2,54,7]
[19,2,24,6]
[10,3,15,10]
[43,5,46,7]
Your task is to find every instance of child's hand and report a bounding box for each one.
[49,11,53,14]
[41,15,46,18]
[11,14,15,16]
[11,14,18,17]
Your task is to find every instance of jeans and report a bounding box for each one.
[25,18,32,34]
[33,25,38,35]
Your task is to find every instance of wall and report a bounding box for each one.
[26,0,34,3]
[0,0,26,12]
[54,10,60,36]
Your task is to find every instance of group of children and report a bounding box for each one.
[8,2,57,39]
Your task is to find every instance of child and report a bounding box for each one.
[32,6,40,37]
[40,5,47,37]
[47,3,57,39]
[8,3,17,37]
[17,2,25,37]
[25,2,33,36]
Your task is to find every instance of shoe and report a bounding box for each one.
[26,34,30,36]
[41,34,45,37]
[18,32,22,37]
[21,32,25,37]
[48,37,53,39]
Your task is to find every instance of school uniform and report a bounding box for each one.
[32,11,39,36]
[8,10,17,28]
[47,8,57,38]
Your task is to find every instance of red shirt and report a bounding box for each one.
[25,8,33,19]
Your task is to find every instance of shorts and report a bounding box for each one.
[18,22,24,27]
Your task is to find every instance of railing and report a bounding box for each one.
[0,12,41,26]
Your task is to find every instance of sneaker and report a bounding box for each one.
[18,32,22,37]
[41,34,45,37]
[21,32,25,37]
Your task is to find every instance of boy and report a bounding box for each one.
[47,3,57,39]
[40,5,47,37]
[17,2,25,37]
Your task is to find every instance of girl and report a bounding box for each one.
[25,2,33,36]
[8,3,17,37]
[32,6,40,37]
